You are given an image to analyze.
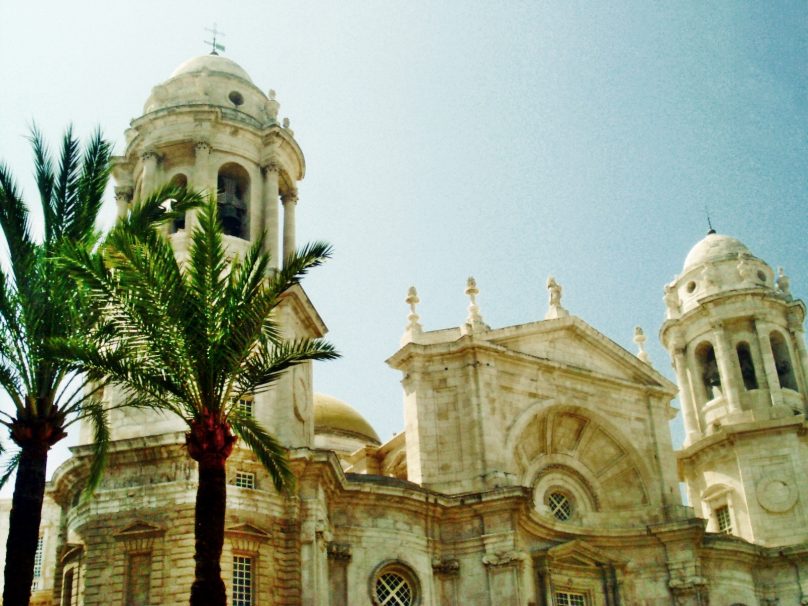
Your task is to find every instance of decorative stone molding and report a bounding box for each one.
[326,542,352,562]
[481,551,526,568]
[431,556,460,576]
[114,521,164,552]
[225,523,271,553]
[756,476,798,513]
[669,576,709,606]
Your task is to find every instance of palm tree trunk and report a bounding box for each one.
[2,446,48,606]
[190,457,228,606]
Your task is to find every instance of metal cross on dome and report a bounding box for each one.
[205,24,226,55]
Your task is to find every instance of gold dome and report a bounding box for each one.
[313,393,380,444]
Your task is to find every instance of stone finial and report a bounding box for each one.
[463,277,489,334]
[266,90,279,121]
[633,326,650,364]
[545,276,569,320]
[400,286,423,346]
[406,286,422,332]
[663,281,680,319]
[777,266,792,299]
[282,117,294,135]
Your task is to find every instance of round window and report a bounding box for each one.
[228,90,244,106]
[546,491,573,521]
[757,270,766,282]
[371,563,419,606]
[686,281,696,293]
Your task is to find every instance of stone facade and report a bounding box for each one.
[1,55,806,606]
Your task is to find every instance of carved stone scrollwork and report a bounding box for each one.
[431,557,460,576]
[326,542,352,562]
[481,551,526,568]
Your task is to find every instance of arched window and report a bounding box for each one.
[61,569,74,606]
[696,341,720,398]
[736,342,757,390]
[371,562,419,606]
[770,331,798,391]
[169,173,188,233]
[217,163,250,239]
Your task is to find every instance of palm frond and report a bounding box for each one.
[239,338,339,397]
[29,126,56,243]
[52,126,81,243]
[68,128,111,244]
[0,162,37,295]
[79,398,109,498]
[229,414,294,492]
[0,450,20,491]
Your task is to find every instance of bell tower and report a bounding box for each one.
[661,231,808,546]
[89,54,326,448]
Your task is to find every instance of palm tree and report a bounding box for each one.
[57,196,338,606]
[0,127,203,606]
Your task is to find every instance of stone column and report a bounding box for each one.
[114,186,133,220]
[672,347,701,444]
[282,188,298,265]
[754,317,784,407]
[262,161,280,270]
[140,150,160,197]
[712,323,742,413]
[787,311,808,399]
[189,142,212,232]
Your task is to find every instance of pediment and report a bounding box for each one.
[488,317,675,392]
[225,523,271,539]
[545,539,628,568]
[114,520,164,538]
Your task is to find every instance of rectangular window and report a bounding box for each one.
[236,396,254,418]
[716,505,732,534]
[31,535,44,590]
[556,592,586,606]
[126,552,151,606]
[233,556,253,606]
[235,471,256,489]
[33,536,43,578]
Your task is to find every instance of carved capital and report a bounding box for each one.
[327,542,352,562]
[114,186,134,202]
[281,189,298,205]
[431,557,460,576]
[261,159,281,176]
[194,141,212,155]
[141,149,161,163]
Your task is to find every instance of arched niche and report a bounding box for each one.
[695,340,720,402]
[735,341,757,390]
[507,404,653,513]
[216,163,250,239]
[770,330,798,391]
[169,173,188,233]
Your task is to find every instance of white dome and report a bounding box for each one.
[683,233,752,271]
[169,54,253,83]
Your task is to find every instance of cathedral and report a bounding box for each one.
[1,53,807,606]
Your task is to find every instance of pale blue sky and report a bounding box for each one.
[0,1,806,487]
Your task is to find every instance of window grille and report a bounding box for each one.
[31,536,44,590]
[236,396,254,418]
[235,471,256,489]
[233,556,253,606]
[556,591,586,606]
[547,491,572,521]
[716,505,732,534]
[375,571,413,606]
